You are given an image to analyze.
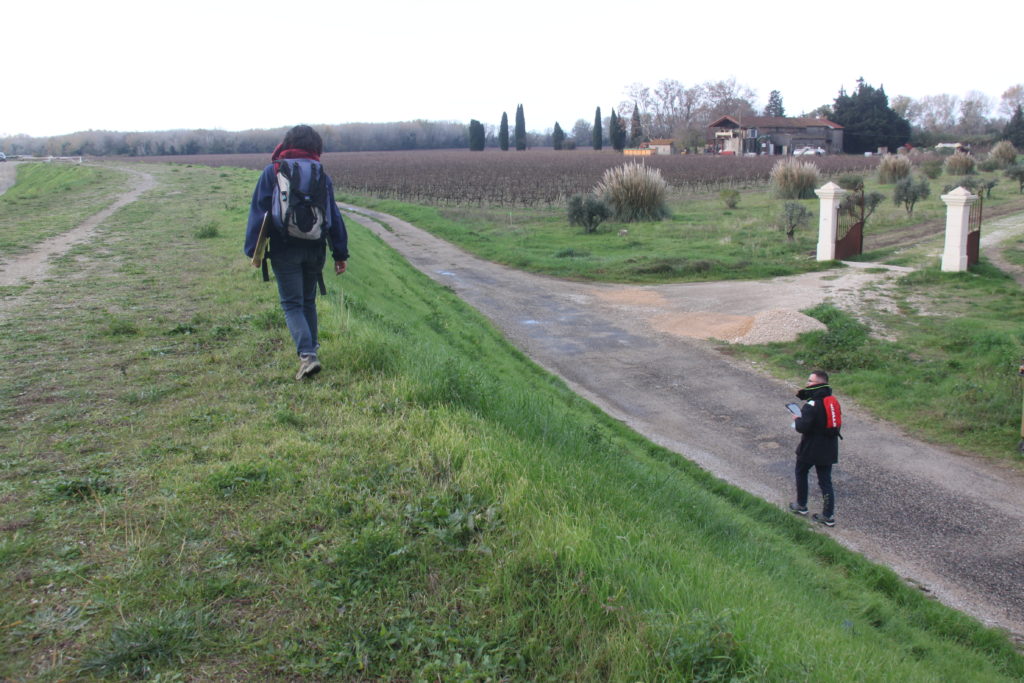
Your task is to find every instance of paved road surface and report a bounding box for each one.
[343,203,1024,640]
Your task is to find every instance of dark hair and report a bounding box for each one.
[281,125,323,155]
[810,369,829,384]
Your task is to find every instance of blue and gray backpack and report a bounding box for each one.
[271,158,330,240]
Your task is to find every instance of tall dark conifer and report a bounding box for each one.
[593,107,603,150]
[515,104,526,151]
[499,112,509,151]
[630,104,643,147]
[468,119,485,151]
[610,110,626,151]
[552,122,565,150]
[1005,105,1024,149]
[764,90,785,117]
[831,79,910,154]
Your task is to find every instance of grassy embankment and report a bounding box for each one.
[1,162,1023,680]
[0,163,124,257]
[337,168,1024,463]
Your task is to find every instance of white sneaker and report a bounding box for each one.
[295,353,321,380]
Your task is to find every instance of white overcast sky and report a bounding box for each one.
[3,0,1020,138]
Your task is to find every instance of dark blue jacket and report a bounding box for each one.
[243,163,349,262]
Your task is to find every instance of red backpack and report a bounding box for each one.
[822,395,842,439]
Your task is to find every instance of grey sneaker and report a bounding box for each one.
[789,503,808,515]
[812,513,835,527]
[295,353,322,380]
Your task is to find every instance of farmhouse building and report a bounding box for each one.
[642,139,675,155]
[707,116,844,155]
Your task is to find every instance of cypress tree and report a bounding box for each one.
[515,104,527,151]
[552,122,565,150]
[630,103,643,147]
[593,107,603,150]
[1005,105,1024,149]
[499,112,509,151]
[610,110,626,151]
[468,119,485,151]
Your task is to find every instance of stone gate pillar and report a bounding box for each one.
[940,187,978,272]
[814,182,846,261]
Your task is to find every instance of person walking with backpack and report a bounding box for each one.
[244,125,348,380]
[788,370,841,526]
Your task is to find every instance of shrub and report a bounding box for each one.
[877,154,913,184]
[942,176,996,198]
[920,160,943,179]
[977,158,1001,172]
[836,174,864,192]
[893,175,931,216]
[988,140,1018,168]
[719,189,740,209]
[840,191,885,224]
[1005,163,1024,193]
[944,152,975,175]
[595,163,669,222]
[567,194,612,233]
[777,201,811,242]
[770,158,820,199]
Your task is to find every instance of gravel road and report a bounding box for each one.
[343,203,1024,641]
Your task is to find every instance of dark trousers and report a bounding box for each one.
[795,461,834,517]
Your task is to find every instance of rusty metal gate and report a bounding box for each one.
[967,196,983,266]
[835,201,864,260]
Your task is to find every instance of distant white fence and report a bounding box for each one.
[9,156,83,163]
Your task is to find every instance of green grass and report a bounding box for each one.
[1,163,1022,680]
[728,266,1024,460]
[338,168,1024,284]
[0,162,125,256]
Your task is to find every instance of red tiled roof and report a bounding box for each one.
[708,115,843,130]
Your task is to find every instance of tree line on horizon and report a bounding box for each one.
[4,79,1021,158]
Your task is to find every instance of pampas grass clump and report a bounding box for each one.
[770,158,820,199]
[877,154,913,183]
[988,140,1018,168]
[944,152,975,175]
[596,163,670,222]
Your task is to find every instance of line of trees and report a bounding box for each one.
[8,78,1021,159]
[1,120,474,157]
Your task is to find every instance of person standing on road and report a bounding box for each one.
[244,124,349,380]
[789,370,839,526]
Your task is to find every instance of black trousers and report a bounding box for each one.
[795,461,834,517]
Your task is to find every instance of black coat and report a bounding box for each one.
[794,385,839,465]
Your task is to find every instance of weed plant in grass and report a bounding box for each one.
[1,163,1022,680]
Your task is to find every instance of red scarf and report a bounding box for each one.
[271,145,320,171]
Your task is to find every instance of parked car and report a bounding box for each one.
[793,146,825,156]
[0,153,6,161]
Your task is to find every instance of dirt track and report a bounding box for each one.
[343,202,1024,641]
